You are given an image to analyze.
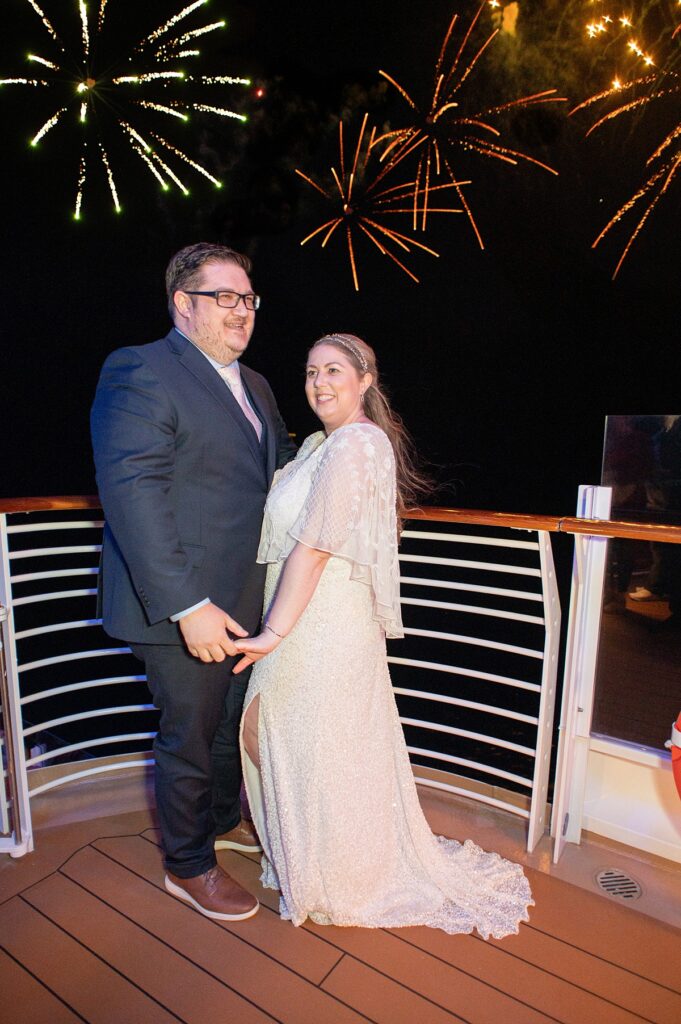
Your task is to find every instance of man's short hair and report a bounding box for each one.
[165,243,253,318]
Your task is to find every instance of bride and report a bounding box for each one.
[233,333,533,938]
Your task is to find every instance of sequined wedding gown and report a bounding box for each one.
[241,423,533,938]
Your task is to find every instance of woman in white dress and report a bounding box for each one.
[233,333,533,938]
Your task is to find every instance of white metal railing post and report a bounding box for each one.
[526,530,561,852]
[0,604,11,836]
[551,485,612,862]
[0,515,33,856]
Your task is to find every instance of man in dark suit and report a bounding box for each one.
[91,243,296,921]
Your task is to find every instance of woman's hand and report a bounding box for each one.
[232,629,281,674]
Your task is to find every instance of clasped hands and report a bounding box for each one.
[179,601,280,673]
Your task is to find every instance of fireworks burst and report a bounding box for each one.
[295,113,464,290]
[581,0,681,87]
[373,3,566,248]
[0,0,251,218]
[573,4,681,277]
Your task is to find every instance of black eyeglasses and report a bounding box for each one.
[184,290,261,311]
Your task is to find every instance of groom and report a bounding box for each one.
[91,242,296,920]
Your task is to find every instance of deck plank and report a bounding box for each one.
[213,851,573,1019]
[223,846,680,1022]
[216,847,667,1024]
[321,955,467,1024]
[391,923,681,1024]
[5,817,677,1024]
[0,810,154,905]
[308,919,559,1024]
[196,847,558,1024]
[93,834,343,983]
[527,869,681,992]
[64,843,369,1024]
[22,872,275,1024]
[0,947,84,1024]
[0,897,178,1024]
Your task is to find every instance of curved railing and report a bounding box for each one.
[2,495,680,860]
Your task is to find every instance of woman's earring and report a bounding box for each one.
[360,390,365,404]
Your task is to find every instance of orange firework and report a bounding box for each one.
[373,4,566,248]
[295,113,464,290]
[572,21,681,278]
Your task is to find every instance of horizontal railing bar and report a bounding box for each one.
[13,589,97,607]
[394,687,538,725]
[23,705,156,737]
[10,545,101,559]
[399,553,541,577]
[559,516,681,543]
[25,733,155,767]
[411,775,530,817]
[29,758,154,798]
[404,627,544,660]
[8,521,103,534]
[401,595,544,625]
[387,655,541,692]
[19,647,131,673]
[20,676,146,705]
[402,530,539,551]
[11,567,98,583]
[400,576,543,602]
[411,509,681,543]
[0,497,102,514]
[407,508,562,532]
[407,746,533,788]
[400,716,536,756]
[3,500,681,543]
[15,618,101,640]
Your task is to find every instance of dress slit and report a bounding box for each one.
[239,696,273,866]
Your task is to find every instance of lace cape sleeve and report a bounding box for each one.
[290,424,404,639]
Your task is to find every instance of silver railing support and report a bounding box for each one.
[551,485,612,862]
[0,589,34,855]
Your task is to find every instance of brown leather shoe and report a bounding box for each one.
[165,864,259,921]
[214,818,262,853]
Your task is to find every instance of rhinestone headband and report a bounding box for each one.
[321,334,369,375]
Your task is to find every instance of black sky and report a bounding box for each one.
[1,0,678,511]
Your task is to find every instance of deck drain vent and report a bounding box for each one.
[595,869,642,900]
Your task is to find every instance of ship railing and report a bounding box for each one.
[2,494,680,861]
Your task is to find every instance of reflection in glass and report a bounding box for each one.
[592,416,681,751]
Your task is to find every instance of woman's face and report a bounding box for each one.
[305,343,370,433]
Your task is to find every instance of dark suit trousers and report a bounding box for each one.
[130,643,250,877]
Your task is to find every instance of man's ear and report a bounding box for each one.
[173,290,191,320]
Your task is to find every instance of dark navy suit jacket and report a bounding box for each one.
[91,328,296,645]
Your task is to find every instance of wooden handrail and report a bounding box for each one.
[409,507,681,543]
[560,517,681,544]
[2,497,681,543]
[407,507,563,532]
[0,496,103,514]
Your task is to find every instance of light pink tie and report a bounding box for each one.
[218,363,262,441]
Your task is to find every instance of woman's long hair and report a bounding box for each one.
[309,333,431,524]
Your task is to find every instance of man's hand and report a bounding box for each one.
[179,602,248,662]
[232,630,281,675]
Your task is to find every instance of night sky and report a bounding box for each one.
[1,0,679,513]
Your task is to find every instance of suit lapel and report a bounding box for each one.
[168,329,265,470]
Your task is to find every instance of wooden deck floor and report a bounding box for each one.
[1,810,680,1024]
